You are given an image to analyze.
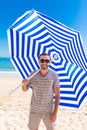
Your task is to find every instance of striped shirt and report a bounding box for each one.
[29,69,60,114]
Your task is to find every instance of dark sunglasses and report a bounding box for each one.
[40,59,50,63]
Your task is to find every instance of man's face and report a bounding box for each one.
[39,55,51,70]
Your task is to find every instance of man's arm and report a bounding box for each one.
[50,86,60,122]
[54,87,60,114]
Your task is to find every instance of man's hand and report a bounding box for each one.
[22,79,30,86]
[22,79,30,91]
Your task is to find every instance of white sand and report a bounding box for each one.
[0,72,87,130]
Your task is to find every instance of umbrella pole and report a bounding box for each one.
[9,70,40,95]
[9,83,22,95]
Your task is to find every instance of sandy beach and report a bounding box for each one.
[0,72,87,130]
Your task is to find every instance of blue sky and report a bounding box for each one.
[0,0,87,57]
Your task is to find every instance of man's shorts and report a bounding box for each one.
[28,112,53,130]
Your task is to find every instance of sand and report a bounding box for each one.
[0,71,87,130]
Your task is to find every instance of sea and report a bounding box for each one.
[0,57,15,71]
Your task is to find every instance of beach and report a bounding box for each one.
[0,72,87,130]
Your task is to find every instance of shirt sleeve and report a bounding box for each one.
[53,73,60,88]
[27,71,35,87]
[28,70,38,86]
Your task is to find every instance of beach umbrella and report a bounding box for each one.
[7,9,87,108]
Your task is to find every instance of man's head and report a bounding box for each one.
[38,53,51,70]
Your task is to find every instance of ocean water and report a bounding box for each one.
[0,58,15,71]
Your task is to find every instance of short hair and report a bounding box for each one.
[38,53,51,60]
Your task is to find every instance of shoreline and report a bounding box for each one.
[0,71,20,78]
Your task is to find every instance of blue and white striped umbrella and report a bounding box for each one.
[7,9,87,108]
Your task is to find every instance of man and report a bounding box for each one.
[22,53,60,130]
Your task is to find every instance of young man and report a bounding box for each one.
[22,53,60,130]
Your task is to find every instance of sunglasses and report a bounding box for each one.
[39,59,50,63]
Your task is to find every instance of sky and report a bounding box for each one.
[0,0,87,57]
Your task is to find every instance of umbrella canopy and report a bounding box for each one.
[7,9,87,108]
